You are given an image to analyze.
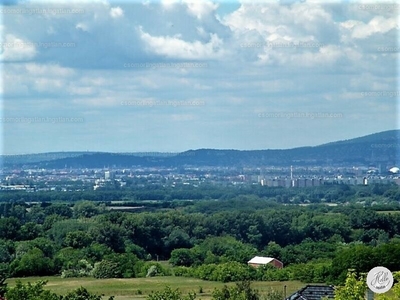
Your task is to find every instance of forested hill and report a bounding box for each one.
[2,130,399,168]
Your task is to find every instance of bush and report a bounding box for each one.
[170,249,196,267]
[61,259,93,278]
[139,262,170,278]
[5,280,115,300]
[104,253,140,278]
[5,280,59,300]
[147,286,196,300]
[173,266,193,277]
[193,264,218,280]
[212,281,260,300]
[10,248,55,277]
[210,262,254,282]
[190,262,256,282]
[63,286,114,300]
[146,265,157,278]
[92,260,121,279]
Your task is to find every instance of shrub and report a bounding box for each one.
[92,260,121,279]
[147,286,196,300]
[61,259,93,278]
[140,262,170,278]
[173,266,193,277]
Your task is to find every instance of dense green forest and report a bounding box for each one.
[2,182,400,205]
[0,183,399,291]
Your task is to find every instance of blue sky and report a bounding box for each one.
[1,0,399,154]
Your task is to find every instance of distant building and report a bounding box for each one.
[297,178,306,187]
[104,171,114,180]
[247,256,283,269]
[312,178,321,187]
[286,285,335,300]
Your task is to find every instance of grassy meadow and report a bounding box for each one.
[6,276,306,300]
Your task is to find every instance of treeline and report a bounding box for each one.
[1,183,400,205]
[0,194,400,285]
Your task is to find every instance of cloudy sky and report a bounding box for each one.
[1,0,399,154]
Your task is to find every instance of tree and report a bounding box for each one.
[11,248,54,277]
[212,281,260,300]
[19,222,43,241]
[44,204,73,219]
[92,260,120,279]
[0,217,20,240]
[0,263,8,298]
[5,280,60,300]
[64,231,91,249]
[5,280,114,300]
[0,242,12,264]
[73,201,100,218]
[169,249,196,267]
[334,270,367,300]
[48,219,91,245]
[163,228,193,252]
[89,222,126,253]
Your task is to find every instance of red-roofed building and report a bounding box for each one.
[247,256,283,269]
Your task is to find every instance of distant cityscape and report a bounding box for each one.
[1,130,399,192]
[1,163,399,193]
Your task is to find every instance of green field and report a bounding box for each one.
[6,276,306,300]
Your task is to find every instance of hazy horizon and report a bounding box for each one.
[1,0,399,155]
[1,128,399,156]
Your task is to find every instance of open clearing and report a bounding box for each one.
[7,276,306,300]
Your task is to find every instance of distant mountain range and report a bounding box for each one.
[1,130,399,168]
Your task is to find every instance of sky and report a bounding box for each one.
[0,0,399,154]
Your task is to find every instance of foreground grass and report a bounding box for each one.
[7,276,305,300]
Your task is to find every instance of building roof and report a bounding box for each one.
[247,256,276,265]
[286,285,335,300]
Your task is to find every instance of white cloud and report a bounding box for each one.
[110,6,124,18]
[0,34,36,61]
[138,27,225,60]
[33,78,65,92]
[68,86,95,96]
[161,0,180,10]
[2,1,398,154]
[71,97,121,107]
[171,114,195,121]
[346,16,398,39]
[25,63,75,77]
[76,22,90,32]
[183,0,218,19]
